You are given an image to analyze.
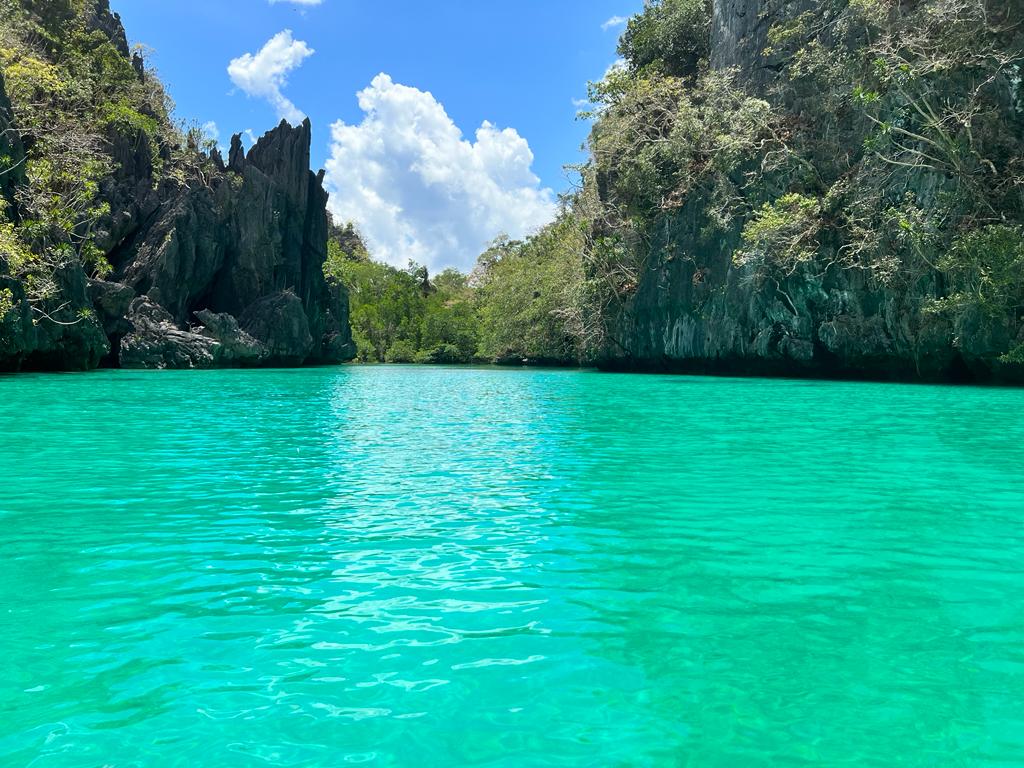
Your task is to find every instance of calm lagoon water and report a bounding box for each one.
[2,366,1024,767]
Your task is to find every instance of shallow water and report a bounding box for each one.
[2,366,1023,767]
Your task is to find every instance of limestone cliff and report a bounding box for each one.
[0,0,354,371]
[591,0,1024,383]
[101,119,354,369]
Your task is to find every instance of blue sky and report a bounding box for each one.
[112,0,643,272]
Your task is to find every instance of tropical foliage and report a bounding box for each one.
[324,214,587,365]
[0,0,179,313]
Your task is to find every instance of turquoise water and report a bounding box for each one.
[2,367,1024,767]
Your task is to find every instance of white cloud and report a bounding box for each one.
[602,15,629,31]
[227,30,314,124]
[324,74,557,273]
[202,120,220,142]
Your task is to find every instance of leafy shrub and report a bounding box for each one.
[736,194,823,275]
[619,0,712,78]
[384,339,418,363]
[589,69,775,221]
[101,99,158,140]
[0,212,33,271]
[929,225,1024,323]
[0,286,14,319]
[0,47,64,108]
[414,344,467,365]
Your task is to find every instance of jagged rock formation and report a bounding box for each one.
[0,1,354,371]
[119,298,267,369]
[594,0,1024,383]
[2,117,353,371]
[101,118,354,370]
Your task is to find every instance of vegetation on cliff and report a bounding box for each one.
[0,0,176,298]
[576,0,1024,378]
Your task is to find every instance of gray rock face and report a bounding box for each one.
[23,264,109,372]
[120,297,269,369]
[88,278,135,336]
[103,119,354,369]
[711,0,763,71]
[599,186,1024,383]
[711,0,815,82]
[0,275,34,368]
[119,182,225,325]
[1,253,108,372]
[239,291,313,366]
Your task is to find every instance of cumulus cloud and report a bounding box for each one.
[228,30,314,124]
[602,15,629,30]
[324,74,557,273]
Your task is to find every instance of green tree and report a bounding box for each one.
[619,0,712,79]
[474,215,586,364]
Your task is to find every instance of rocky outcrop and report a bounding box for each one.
[1,117,354,372]
[120,297,217,369]
[119,298,267,369]
[20,264,109,372]
[0,5,354,372]
[88,278,135,338]
[85,0,130,58]
[238,291,314,366]
[99,118,355,369]
[599,207,1004,381]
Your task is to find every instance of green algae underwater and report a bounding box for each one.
[2,366,1023,767]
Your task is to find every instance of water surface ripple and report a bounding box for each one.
[2,367,1023,766]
